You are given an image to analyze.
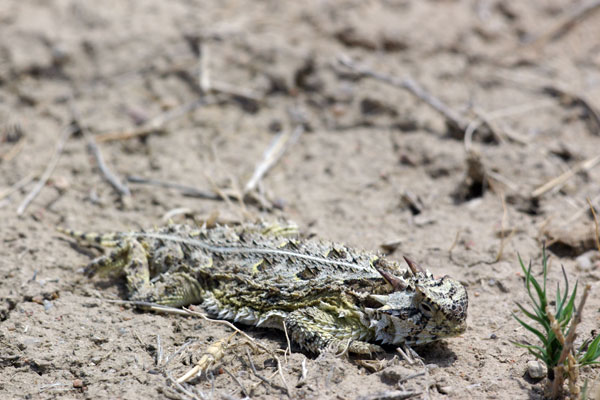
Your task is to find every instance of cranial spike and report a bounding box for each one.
[374,260,406,291]
[234,310,250,322]
[403,256,424,275]
[257,315,268,327]
[369,294,389,306]
[241,314,256,323]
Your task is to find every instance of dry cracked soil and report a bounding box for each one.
[1,1,600,399]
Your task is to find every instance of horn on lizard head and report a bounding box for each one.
[403,256,424,275]
[374,259,406,291]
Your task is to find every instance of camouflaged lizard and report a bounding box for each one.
[59,222,468,355]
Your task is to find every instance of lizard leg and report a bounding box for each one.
[132,270,204,307]
[67,229,204,307]
[284,307,382,356]
[123,238,152,298]
[86,238,203,307]
[82,238,153,300]
[83,239,132,277]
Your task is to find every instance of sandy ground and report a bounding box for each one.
[1,1,600,399]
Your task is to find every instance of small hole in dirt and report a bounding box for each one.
[547,242,580,258]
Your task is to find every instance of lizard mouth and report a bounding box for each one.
[452,320,467,336]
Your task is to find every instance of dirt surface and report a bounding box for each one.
[2,1,600,399]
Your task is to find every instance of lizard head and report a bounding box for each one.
[369,257,468,346]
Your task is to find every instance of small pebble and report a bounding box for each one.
[72,379,84,388]
[43,299,53,312]
[438,385,455,395]
[576,250,599,271]
[90,356,102,364]
[527,360,545,379]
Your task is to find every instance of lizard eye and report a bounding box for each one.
[419,301,434,317]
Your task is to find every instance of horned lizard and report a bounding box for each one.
[59,221,468,355]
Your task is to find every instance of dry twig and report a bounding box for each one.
[16,125,75,215]
[337,54,469,132]
[543,85,600,135]
[177,333,235,383]
[587,198,600,252]
[156,334,163,366]
[69,99,131,197]
[528,0,600,46]
[85,136,131,197]
[127,175,226,200]
[531,155,600,198]
[198,42,211,94]
[0,133,26,162]
[357,390,420,400]
[95,99,209,143]
[244,125,304,194]
[565,193,600,225]
[0,172,37,202]
[163,339,196,369]
[221,367,249,397]
[547,284,591,399]
[166,372,203,400]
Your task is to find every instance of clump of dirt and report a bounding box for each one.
[1,1,600,399]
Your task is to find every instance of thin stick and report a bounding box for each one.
[300,357,307,383]
[543,84,600,135]
[495,194,511,262]
[127,175,225,200]
[210,80,263,102]
[85,136,131,197]
[245,348,275,389]
[167,372,202,400]
[464,100,554,149]
[1,134,26,162]
[565,193,600,225]
[244,125,303,194]
[448,229,461,253]
[528,0,600,46]
[177,333,235,383]
[163,339,196,368]
[587,198,600,252]
[531,155,600,198]
[0,172,37,201]
[357,390,420,400]
[93,126,166,144]
[337,54,469,132]
[275,355,292,397]
[282,319,292,361]
[547,284,591,398]
[198,42,211,93]
[398,370,426,383]
[221,367,249,397]
[17,125,75,215]
[205,141,249,217]
[69,99,131,197]
[132,329,146,348]
[156,334,163,366]
[95,99,208,143]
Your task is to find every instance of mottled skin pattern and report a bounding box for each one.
[59,222,468,355]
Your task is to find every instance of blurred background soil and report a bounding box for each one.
[1,1,600,398]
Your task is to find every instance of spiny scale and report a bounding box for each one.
[59,221,468,355]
